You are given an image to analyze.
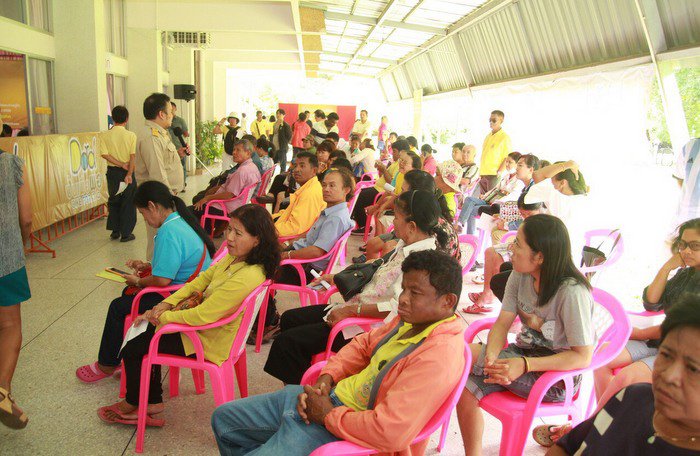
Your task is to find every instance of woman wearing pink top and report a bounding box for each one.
[291,112,311,162]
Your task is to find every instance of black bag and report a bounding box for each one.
[223,127,240,155]
[580,229,621,279]
[334,251,394,301]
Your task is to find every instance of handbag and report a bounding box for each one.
[580,230,621,279]
[334,251,394,301]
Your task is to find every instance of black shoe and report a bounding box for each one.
[351,228,365,236]
[120,234,136,242]
[110,232,120,240]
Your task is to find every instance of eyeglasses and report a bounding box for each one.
[678,240,700,252]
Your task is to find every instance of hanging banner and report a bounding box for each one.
[0,53,29,131]
[0,132,108,231]
[279,103,357,140]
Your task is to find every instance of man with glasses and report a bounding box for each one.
[479,110,512,194]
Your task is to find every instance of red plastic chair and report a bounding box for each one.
[253,165,278,206]
[301,333,472,456]
[200,182,258,236]
[458,233,480,276]
[254,229,353,353]
[458,287,631,456]
[363,191,385,242]
[134,280,271,453]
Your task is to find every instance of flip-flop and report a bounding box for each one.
[0,387,28,430]
[532,423,571,447]
[98,403,165,427]
[468,292,483,303]
[471,274,485,284]
[462,303,493,314]
[76,363,120,383]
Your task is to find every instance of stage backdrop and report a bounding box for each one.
[0,52,29,131]
[0,132,109,231]
[278,103,356,140]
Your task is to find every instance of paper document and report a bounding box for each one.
[119,320,148,355]
[475,213,496,232]
[96,270,127,283]
[341,324,367,340]
[115,182,127,195]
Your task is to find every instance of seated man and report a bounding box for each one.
[190,139,260,232]
[273,152,326,237]
[212,250,466,456]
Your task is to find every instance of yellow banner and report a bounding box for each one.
[0,132,108,231]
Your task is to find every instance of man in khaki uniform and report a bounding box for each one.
[134,92,185,259]
[101,105,137,242]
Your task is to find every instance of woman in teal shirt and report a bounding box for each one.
[76,181,215,383]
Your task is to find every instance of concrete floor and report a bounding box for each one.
[0,172,556,456]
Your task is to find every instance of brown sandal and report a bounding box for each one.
[0,386,28,429]
[532,423,571,447]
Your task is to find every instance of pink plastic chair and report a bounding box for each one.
[301,337,472,455]
[211,243,229,263]
[134,280,271,453]
[311,316,384,364]
[500,230,517,243]
[363,191,385,242]
[253,166,278,206]
[200,182,258,236]
[459,287,631,456]
[254,229,353,353]
[458,233,480,276]
[579,229,624,275]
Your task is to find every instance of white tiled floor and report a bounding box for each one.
[1,173,550,456]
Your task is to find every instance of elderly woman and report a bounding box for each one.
[547,295,700,455]
[0,142,32,429]
[98,204,280,426]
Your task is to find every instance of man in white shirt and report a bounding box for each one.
[312,112,339,144]
[351,109,371,141]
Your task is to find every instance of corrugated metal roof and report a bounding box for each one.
[656,0,700,49]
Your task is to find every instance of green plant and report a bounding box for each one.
[648,67,700,145]
[195,120,223,167]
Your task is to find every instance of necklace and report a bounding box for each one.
[648,412,700,448]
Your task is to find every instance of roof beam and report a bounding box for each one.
[341,0,400,73]
[321,50,396,65]
[290,0,305,72]
[325,11,447,36]
[318,69,376,79]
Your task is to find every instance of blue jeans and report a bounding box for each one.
[457,196,487,234]
[211,385,341,456]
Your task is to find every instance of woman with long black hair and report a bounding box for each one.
[76,180,215,383]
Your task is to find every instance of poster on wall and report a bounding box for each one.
[0,133,108,231]
[0,51,29,132]
[278,103,357,140]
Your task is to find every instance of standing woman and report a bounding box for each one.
[0,141,33,429]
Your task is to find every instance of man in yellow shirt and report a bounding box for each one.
[101,106,137,242]
[250,111,267,139]
[273,152,325,237]
[479,109,512,193]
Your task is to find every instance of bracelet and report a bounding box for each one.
[287,251,292,260]
[356,303,362,315]
[522,356,530,373]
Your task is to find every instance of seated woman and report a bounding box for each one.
[97,204,280,425]
[464,193,545,314]
[456,151,523,234]
[534,217,700,446]
[548,295,700,455]
[254,168,357,343]
[435,159,463,218]
[264,190,445,385]
[456,214,597,455]
[76,181,215,383]
[255,137,275,173]
[354,169,461,263]
[213,250,467,456]
[452,144,479,196]
[315,139,333,174]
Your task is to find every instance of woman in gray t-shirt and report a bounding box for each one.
[0,146,33,430]
[456,214,596,455]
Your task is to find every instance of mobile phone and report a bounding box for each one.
[307,283,326,291]
[107,267,130,277]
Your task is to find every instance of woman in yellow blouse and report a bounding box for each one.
[98,204,280,426]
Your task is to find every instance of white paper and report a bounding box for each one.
[629,314,665,329]
[475,213,496,232]
[115,181,127,195]
[376,299,396,313]
[119,320,148,355]
[341,324,366,340]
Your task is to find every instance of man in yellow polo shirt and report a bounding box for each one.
[101,106,137,242]
[479,110,512,194]
[273,152,325,237]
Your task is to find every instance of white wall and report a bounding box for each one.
[0,16,54,59]
[169,47,196,173]
[125,28,163,128]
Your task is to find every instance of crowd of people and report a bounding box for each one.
[1,96,699,456]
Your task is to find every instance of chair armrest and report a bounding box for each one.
[319,285,340,304]
[325,317,384,359]
[464,317,498,343]
[301,361,328,385]
[129,284,184,321]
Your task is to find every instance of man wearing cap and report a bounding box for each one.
[216,113,241,171]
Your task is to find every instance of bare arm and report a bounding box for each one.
[484,310,517,361]
[125,155,135,184]
[533,160,578,184]
[285,245,326,261]
[645,254,683,305]
[101,154,127,168]
[527,345,594,372]
[545,444,569,456]
[17,166,32,243]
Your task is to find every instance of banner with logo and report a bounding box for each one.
[0,132,107,231]
[0,53,29,131]
[278,103,357,140]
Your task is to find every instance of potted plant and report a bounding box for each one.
[195,120,223,172]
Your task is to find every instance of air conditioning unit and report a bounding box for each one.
[165,31,211,49]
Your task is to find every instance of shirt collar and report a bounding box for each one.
[322,202,348,217]
[296,176,319,193]
[396,237,437,257]
[239,158,253,167]
[395,315,457,345]
[145,120,167,135]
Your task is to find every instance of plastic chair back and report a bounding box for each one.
[256,165,278,200]
[458,234,480,276]
[200,182,258,235]
[579,229,624,275]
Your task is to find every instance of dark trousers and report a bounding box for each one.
[98,289,165,367]
[264,305,349,384]
[264,263,315,326]
[268,174,289,197]
[490,262,513,302]
[106,166,136,237]
[276,146,289,173]
[351,186,379,229]
[181,156,187,186]
[121,323,187,405]
[189,204,225,233]
[479,175,499,195]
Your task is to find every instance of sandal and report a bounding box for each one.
[532,423,571,447]
[468,292,482,303]
[462,302,493,314]
[98,403,165,427]
[76,362,121,383]
[0,387,28,429]
[471,274,485,285]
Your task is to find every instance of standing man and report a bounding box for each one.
[479,109,512,194]
[134,92,185,259]
[351,109,371,141]
[101,106,137,242]
[250,111,267,139]
[240,112,248,134]
[168,102,189,192]
[272,108,292,173]
[304,110,312,128]
[311,111,339,144]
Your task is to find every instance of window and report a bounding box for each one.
[106,73,126,112]
[26,57,55,135]
[103,0,125,56]
[0,0,51,31]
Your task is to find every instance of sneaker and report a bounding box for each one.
[120,234,136,242]
[110,232,120,240]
